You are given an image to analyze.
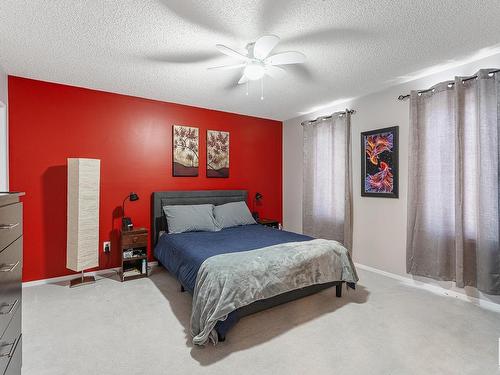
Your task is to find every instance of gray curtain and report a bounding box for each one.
[407,69,500,294]
[303,112,353,251]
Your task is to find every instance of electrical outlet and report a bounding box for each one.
[103,241,111,253]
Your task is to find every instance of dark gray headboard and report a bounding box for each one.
[151,190,248,248]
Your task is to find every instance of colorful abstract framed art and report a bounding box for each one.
[361,126,399,198]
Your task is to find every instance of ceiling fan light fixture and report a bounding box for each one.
[244,62,265,81]
[210,35,306,97]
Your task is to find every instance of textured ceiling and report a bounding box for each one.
[1,0,500,120]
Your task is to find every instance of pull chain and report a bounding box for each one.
[260,76,264,100]
[246,81,249,96]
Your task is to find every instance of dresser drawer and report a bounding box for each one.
[0,306,21,375]
[3,335,21,375]
[0,238,21,339]
[122,233,148,248]
[0,204,22,252]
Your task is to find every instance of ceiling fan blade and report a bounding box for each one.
[237,74,249,85]
[254,35,280,60]
[265,51,306,66]
[207,64,245,71]
[265,65,287,80]
[216,44,250,62]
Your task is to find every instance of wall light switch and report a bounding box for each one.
[103,241,111,253]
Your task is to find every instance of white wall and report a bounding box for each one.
[283,52,500,305]
[0,65,7,191]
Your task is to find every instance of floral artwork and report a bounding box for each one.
[173,125,199,176]
[207,130,229,178]
[361,126,398,198]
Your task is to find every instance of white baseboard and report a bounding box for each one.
[355,262,500,314]
[22,261,159,288]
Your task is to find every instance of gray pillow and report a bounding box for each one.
[163,204,221,234]
[214,201,256,229]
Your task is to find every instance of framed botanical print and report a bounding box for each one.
[206,130,229,178]
[361,126,399,198]
[172,125,199,177]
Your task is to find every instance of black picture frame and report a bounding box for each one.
[172,125,199,177]
[206,130,230,178]
[360,126,399,198]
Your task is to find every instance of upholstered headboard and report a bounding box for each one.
[150,190,248,248]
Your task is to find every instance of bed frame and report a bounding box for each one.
[151,190,343,341]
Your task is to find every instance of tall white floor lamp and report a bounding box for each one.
[66,158,100,287]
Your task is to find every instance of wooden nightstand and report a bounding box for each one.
[120,228,148,282]
[257,218,280,229]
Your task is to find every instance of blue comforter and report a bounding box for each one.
[154,224,313,338]
[154,224,312,294]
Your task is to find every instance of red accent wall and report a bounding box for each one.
[8,77,282,282]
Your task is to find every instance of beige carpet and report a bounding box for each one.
[22,267,500,375]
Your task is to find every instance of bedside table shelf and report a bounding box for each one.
[120,228,149,282]
[123,255,147,262]
[257,218,281,229]
[122,268,145,281]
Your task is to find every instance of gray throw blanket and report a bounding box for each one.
[190,239,358,345]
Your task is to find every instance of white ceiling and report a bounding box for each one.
[1,1,500,121]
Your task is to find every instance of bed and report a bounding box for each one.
[151,190,358,344]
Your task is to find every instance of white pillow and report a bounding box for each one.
[214,201,256,229]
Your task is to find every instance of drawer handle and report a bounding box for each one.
[0,340,15,358]
[0,261,20,273]
[0,299,18,316]
[0,223,19,230]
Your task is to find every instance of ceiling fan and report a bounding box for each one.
[208,35,306,98]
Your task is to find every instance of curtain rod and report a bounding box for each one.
[301,109,356,126]
[397,68,500,101]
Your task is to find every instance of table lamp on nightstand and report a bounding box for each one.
[122,192,139,231]
[252,192,263,220]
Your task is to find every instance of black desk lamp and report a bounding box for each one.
[252,192,263,220]
[122,192,139,231]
